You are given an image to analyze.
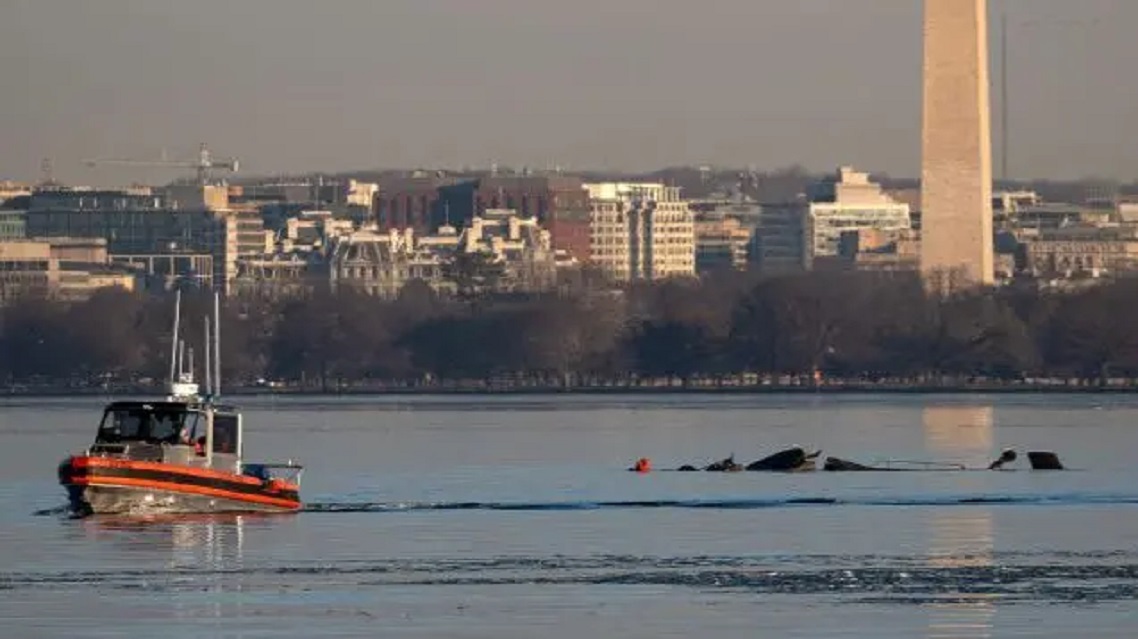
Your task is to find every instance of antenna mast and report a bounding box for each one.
[204,316,213,398]
[168,291,181,385]
[40,158,54,186]
[213,292,222,399]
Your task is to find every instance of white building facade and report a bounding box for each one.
[328,228,452,298]
[586,182,695,282]
[806,166,911,266]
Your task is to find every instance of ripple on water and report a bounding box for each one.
[4,553,1138,604]
[299,493,1138,513]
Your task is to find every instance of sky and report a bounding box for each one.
[2,0,1136,186]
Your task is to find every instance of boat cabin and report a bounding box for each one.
[91,400,242,471]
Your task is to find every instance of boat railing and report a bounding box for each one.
[86,442,165,462]
[242,462,304,486]
[87,443,127,457]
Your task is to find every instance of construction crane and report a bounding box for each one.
[83,143,239,185]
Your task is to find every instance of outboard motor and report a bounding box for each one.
[57,457,74,485]
[1027,451,1064,470]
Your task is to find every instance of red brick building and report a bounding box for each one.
[373,175,463,233]
[472,176,591,263]
[373,174,593,263]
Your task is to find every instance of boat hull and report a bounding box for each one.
[59,456,301,516]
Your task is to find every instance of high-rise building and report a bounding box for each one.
[23,185,260,294]
[921,0,994,287]
[694,217,752,273]
[587,182,695,282]
[752,167,911,272]
[806,166,912,266]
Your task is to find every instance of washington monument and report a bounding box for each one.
[921,0,995,287]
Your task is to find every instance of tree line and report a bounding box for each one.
[2,271,1137,390]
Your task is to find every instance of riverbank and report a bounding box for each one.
[7,377,1138,397]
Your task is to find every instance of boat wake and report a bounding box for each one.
[6,551,1138,604]
[31,505,72,517]
[302,492,1138,513]
[34,492,1138,518]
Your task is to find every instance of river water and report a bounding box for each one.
[2,393,1137,638]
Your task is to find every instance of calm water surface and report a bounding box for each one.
[2,393,1137,638]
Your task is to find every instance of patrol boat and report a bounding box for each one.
[57,292,303,516]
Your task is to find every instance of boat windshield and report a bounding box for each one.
[95,404,203,446]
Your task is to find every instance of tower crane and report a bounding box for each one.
[83,143,239,185]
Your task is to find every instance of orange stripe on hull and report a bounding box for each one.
[73,456,299,491]
[71,475,301,511]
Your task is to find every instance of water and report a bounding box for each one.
[2,393,1137,637]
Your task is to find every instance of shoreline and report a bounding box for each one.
[5,381,1138,398]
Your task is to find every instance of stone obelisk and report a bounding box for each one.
[921,0,994,288]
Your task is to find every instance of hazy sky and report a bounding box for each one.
[3,0,1136,185]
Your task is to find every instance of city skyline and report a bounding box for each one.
[3,0,1136,186]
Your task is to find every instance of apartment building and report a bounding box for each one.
[587,182,695,282]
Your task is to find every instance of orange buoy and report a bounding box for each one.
[633,457,652,473]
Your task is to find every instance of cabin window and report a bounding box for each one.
[180,412,203,443]
[95,405,199,445]
[149,411,181,443]
[213,414,239,454]
[98,410,145,443]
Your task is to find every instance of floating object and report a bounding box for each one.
[666,448,823,473]
[824,450,1074,472]
[705,455,743,472]
[988,448,1018,470]
[822,457,967,472]
[654,447,1066,474]
[631,457,652,473]
[823,457,884,472]
[746,447,820,472]
[1028,451,1064,470]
